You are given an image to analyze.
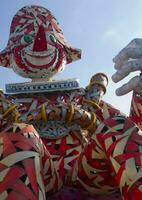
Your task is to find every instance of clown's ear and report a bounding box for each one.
[0,51,11,67]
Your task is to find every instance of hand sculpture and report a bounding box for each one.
[112,38,142,96]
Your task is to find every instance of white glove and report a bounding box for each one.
[112,38,142,96]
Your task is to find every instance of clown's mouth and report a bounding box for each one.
[13,43,65,79]
[23,44,63,69]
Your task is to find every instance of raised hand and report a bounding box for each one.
[112,38,142,96]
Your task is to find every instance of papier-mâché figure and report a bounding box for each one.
[1,5,142,200]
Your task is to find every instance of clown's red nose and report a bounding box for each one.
[33,25,47,51]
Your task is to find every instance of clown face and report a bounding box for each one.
[0,5,81,81]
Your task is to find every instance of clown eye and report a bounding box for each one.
[21,35,33,45]
[49,34,57,43]
[24,35,33,42]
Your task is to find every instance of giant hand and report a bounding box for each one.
[112,38,142,96]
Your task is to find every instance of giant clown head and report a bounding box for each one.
[0,5,81,81]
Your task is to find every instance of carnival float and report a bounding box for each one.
[0,4,142,200]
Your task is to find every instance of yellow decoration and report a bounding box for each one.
[3,104,17,118]
[83,99,101,110]
[66,104,74,124]
[84,112,97,130]
[41,104,48,122]
[14,111,20,123]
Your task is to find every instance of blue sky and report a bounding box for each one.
[0,0,142,114]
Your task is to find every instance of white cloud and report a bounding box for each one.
[102,29,121,42]
[101,28,126,48]
[103,30,117,39]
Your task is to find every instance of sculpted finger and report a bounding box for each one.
[126,38,142,48]
[113,48,142,69]
[114,60,127,70]
[115,76,139,96]
[113,38,142,67]
[112,70,129,83]
[112,58,142,82]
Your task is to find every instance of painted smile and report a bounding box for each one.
[13,43,65,78]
